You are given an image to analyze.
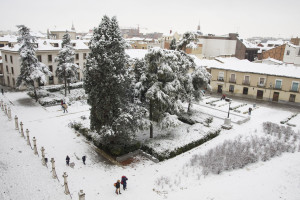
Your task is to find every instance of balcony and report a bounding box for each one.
[290,88,299,93]
[242,80,250,86]
[217,77,224,82]
[229,79,236,83]
[274,86,282,90]
[257,83,265,88]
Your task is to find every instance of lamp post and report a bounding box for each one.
[227,100,232,118]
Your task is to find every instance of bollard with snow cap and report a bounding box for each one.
[26,129,31,146]
[20,122,25,138]
[7,107,11,120]
[50,158,58,179]
[15,115,19,130]
[33,137,38,155]
[4,103,7,115]
[63,172,70,195]
[41,147,46,165]
[78,189,85,200]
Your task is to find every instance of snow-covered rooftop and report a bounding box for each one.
[262,57,283,65]
[125,49,148,59]
[200,57,300,79]
[0,35,18,42]
[240,38,259,49]
[1,39,89,52]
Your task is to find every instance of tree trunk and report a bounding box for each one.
[64,76,67,97]
[187,101,191,113]
[33,85,38,102]
[149,99,153,138]
[68,81,70,94]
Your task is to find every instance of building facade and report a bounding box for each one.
[205,58,300,105]
[1,39,89,88]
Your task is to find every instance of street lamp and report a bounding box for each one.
[227,99,232,118]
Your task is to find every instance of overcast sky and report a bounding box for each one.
[1,0,299,38]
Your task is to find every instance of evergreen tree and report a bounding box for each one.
[55,32,79,97]
[177,31,198,52]
[169,38,177,50]
[84,16,146,145]
[16,25,51,102]
[134,48,195,138]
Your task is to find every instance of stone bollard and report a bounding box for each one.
[41,147,46,165]
[8,107,12,120]
[1,100,3,111]
[26,129,31,146]
[63,172,70,195]
[20,122,25,138]
[0,99,3,109]
[78,190,85,200]
[4,104,7,115]
[15,115,19,130]
[33,137,38,155]
[50,158,58,179]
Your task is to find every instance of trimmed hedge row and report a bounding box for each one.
[41,82,83,92]
[69,121,141,158]
[141,128,221,161]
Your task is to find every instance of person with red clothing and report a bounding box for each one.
[121,176,128,190]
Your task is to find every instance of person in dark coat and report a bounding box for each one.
[248,107,252,115]
[121,176,128,190]
[66,155,70,166]
[1,88,4,95]
[115,180,121,194]
[82,155,86,165]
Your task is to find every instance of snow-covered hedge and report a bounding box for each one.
[141,128,221,161]
[41,82,83,92]
[188,122,300,176]
[280,113,297,125]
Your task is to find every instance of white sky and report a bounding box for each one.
[0,0,299,38]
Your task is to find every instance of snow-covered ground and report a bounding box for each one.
[0,91,300,200]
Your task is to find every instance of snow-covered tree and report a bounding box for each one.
[169,38,177,50]
[177,32,198,52]
[134,48,197,138]
[84,15,147,145]
[55,32,79,97]
[16,25,51,102]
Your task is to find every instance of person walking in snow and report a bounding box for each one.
[62,103,68,113]
[1,88,4,95]
[82,155,86,165]
[121,176,128,190]
[248,107,252,115]
[114,180,121,195]
[66,155,70,166]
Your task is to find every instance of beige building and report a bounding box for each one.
[1,38,89,88]
[200,57,300,105]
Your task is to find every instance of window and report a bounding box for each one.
[49,76,54,85]
[229,85,234,93]
[11,67,14,74]
[218,72,224,81]
[6,66,9,73]
[76,54,79,60]
[289,94,296,102]
[12,78,15,87]
[83,53,87,59]
[53,43,59,47]
[0,44,4,47]
[10,56,13,63]
[243,75,250,85]
[243,87,248,95]
[259,77,265,85]
[48,55,52,62]
[286,50,290,55]
[298,49,300,56]
[275,80,282,89]
[291,82,299,92]
[229,74,236,83]
[49,65,53,72]
[37,55,42,62]
[5,55,7,62]
[7,76,10,86]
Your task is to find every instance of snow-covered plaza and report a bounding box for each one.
[0,91,300,200]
